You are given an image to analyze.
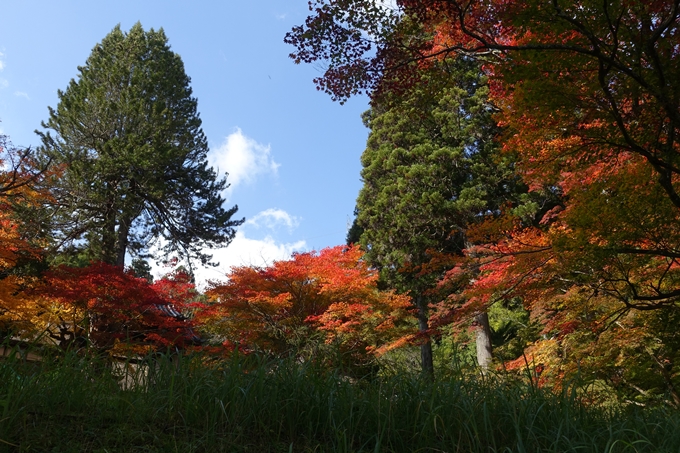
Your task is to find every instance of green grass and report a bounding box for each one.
[0,350,678,452]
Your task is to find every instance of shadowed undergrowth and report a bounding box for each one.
[0,351,678,452]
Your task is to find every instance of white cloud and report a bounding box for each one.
[201,231,306,282]
[209,128,279,197]
[245,208,300,232]
[145,207,306,289]
[14,91,29,100]
[275,12,287,20]
[0,79,8,89]
[198,208,305,285]
[375,0,399,9]
[0,51,4,71]
[148,230,307,289]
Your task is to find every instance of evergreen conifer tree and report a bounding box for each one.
[356,60,521,374]
[38,23,243,267]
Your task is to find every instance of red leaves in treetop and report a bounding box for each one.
[151,267,201,310]
[205,244,413,359]
[41,262,199,352]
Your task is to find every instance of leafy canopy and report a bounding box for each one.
[204,245,413,371]
[39,23,243,268]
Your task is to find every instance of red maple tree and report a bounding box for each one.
[203,245,413,370]
[40,263,200,354]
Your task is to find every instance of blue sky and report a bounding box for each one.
[0,1,371,284]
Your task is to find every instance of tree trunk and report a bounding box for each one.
[475,311,493,373]
[415,295,434,377]
[100,181,122,265]
[102,194,117,265]
[115,215,131,268]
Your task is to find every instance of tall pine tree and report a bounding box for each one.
[356,59,521,374]
[38,23,242,268]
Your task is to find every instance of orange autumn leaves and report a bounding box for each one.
[0,138,51,335]
[204,245,413,361]
[414,0,680,353]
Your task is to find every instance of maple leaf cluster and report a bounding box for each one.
[416,0,680,401]
[0,135,53,339]
[35,263,201,354]
[204,244,414,371]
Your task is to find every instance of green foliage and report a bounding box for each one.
[563,303,680,407]
[2,350,679,452]
[356,58,523,373]
[129,258,153,283]
[487,298,540,364]
[38,23,243,267]
[357,58,522,288]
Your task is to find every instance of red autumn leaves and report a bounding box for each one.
[204,245,412,361]
[28,245,413,362]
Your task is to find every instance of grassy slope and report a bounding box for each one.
[1,352,678,453]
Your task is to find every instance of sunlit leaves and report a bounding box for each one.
[0,135,52,338]
[205,245,414,369]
